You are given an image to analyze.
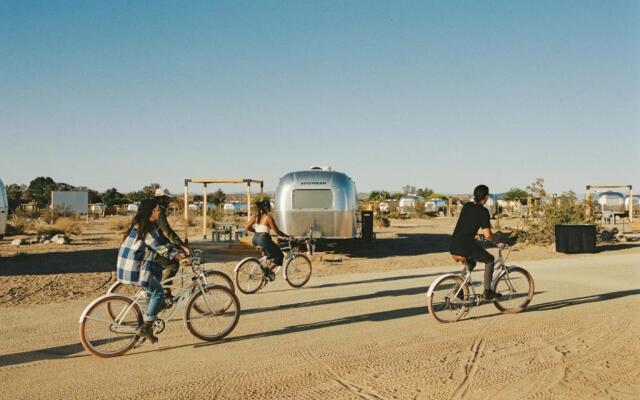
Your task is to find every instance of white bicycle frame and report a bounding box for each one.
[81,256,217,329]
[233,239,313,282]
[426,246,516,305]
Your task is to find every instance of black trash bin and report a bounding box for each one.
[555,224,597,253]
[361,210,374,241]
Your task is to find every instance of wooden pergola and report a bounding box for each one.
[585,184,633,222]
[183,178,264,242]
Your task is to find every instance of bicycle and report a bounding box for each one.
[79,253,240,358]
[106,249,234,319]
[234,238,314,294]
[427,243,535,323]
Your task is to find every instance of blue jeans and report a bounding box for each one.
[143,275,164,321]
[252,233,284,266]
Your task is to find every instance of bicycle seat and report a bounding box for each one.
[451,254,467,264]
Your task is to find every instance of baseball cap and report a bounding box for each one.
[154,188,175,197]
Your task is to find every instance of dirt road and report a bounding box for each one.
[1,252,639,399]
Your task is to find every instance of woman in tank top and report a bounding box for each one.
[245,199,292,270]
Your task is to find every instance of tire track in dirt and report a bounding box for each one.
[450,321,489,400]
[0,274,61,305]
[301,348,390,400]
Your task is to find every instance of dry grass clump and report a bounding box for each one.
[53,217,83,236]
[7,216,35,236]
[108,216,131,232]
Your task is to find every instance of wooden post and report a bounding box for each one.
[628,186,634,223]
[260,181,264,197]
[585,186,591,220]
[527,195,532,218]
[183,180,189,244]
[247,182,252,222]
[202,183,208,239]
[448,197,453,217]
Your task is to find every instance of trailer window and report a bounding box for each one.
[292,190,333,209]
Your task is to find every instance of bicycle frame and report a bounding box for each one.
[427,246,513,308]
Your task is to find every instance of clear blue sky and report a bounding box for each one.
[1,1,638,195]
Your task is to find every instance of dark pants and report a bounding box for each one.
[450,242,495,290]
[252,233,284,266]
[157,255,179,287]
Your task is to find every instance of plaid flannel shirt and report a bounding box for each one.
[117,226,179,288]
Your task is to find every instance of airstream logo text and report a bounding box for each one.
[301,181,327,185]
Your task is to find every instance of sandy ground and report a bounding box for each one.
[0,252,639,399]
[1,217,639,399]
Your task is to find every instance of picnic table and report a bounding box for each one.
[212,222,246,242]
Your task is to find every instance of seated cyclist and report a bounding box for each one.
[449,184,503,301]
[245,199,292,280]
[117,198,189,343]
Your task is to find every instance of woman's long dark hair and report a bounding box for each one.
[123,198,158,242]
[255,199,271,224]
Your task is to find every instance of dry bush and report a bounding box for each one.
[37,225,66,236]
[374,214,390,228]
[187,212,198,227]
[517,185,598,245]
[108,216,132,232]
[7,216,35,236]
[53,217,83,236]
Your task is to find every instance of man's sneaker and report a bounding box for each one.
[482,289,503,301]
[137,321,159,344]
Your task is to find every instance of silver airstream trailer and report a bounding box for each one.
[625,195,639,215]
[425,198,447,216]
[398,195,424,217]
[597,191,625,214]
[274,168,358,239]
[0,179,7,239]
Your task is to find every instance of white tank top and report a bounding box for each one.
[254,223,270,233]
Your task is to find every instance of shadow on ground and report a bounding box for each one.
[324,233,452,259]
[0,249,117,276]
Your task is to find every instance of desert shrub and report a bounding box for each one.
[518,186,598,245]
[187,212,198,227]
[37,225,66,236]
[14,208,40,220]
[108,216,131,232]
[374,214,390,228]
[6,216,35,236]
[53,217,83,236]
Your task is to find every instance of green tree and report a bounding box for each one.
[416,187,434,198]
[6,183,26,212]
[211,188,226,206]
[504,187,528,202]
[26,177,58,208]
[56,182,75,191]
[75,186,101,203]
[101,188,128,206]
[402,185,417,195]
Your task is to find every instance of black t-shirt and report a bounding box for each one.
[450,202,491,249]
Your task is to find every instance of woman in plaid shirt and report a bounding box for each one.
[117,198,189,343]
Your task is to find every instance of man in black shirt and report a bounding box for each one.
[450,184,503,300]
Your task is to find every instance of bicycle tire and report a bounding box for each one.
[284,254,312,288]
[235,258,264,294]
[185,285,240,341]
[492,267,534,313]
[192,270,235,314]
[79,295,143,358]
[427,275,470,323]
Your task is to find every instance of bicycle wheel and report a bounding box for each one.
[427,276,469,323]
[200,270,234,292]
[284,254,312,288]
[185,285,240,341]
[79,295,143,358]
[192,271,235,314]
[492,267,534,313]
[106,282,144,317]
[235,259,264,294]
